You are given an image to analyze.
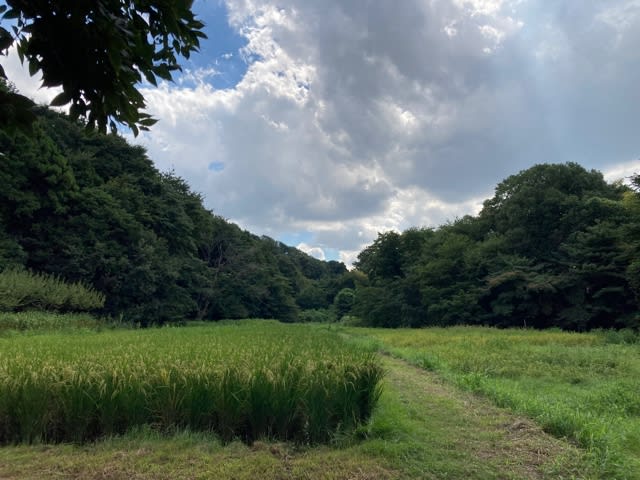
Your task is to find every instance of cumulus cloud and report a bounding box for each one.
[296,243,325,261]
[135,0,640,264]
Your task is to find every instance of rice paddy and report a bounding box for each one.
[0,321,383,444]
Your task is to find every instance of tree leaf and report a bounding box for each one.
[0,27,12,51]
[2,8,20,20]
[28,60,39,77]
[50,91,73,107]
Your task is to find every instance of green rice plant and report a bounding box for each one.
[0,269,105,313]
[0,321,383,445]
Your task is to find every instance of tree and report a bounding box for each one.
[354,231,403,280]
[479,163,619,259]
[333,288,355,319]
[0,1,206,134]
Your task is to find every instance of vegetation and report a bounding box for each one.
[353,163,640,330]
[0,321,382,444]
[3,99,638,332]
[0,268,104,312]
[0,1,206,133]
[0,311,99,333]
[343,325,640,479]
[0,322,593,480]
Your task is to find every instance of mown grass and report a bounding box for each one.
[0,321,382,444]
[342,325,640,479]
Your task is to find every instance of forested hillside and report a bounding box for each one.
[353,163,640,330]
[0,95,351,324]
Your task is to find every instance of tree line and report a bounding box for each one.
[351,162,640,330]
[0,89,352,325]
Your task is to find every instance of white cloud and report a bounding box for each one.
[297,243,325,261]
[603,159,640,184]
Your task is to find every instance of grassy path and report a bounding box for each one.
[372,355,591,479]
[0,354,591,479]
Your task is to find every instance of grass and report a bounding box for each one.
[0,349,591,479]
[341,325,640,479]
[0,320,382,444]
[0,311,100,333]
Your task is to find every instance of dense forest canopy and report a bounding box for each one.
[0,93,351,324]
[353,163,640,330]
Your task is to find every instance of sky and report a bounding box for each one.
[5,0,640,265]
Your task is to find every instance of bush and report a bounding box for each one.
[333,288,355,318]
[598,328,640,345]
[0,269,105,312]
[297,308,334,323]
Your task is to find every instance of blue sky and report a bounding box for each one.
[5,0,640,265]
[184,1,248,90]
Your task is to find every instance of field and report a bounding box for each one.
[1,320,638,479]
[343,326,640,479]
[0,321,382,444]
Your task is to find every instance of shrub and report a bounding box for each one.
[297,308,334,323]
[0,269,105,312]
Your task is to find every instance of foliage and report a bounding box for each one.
[333,288,355,320]
[354,163,640,330]
[0,311,98,333]
[297,308,334,323]
[0,321,383,444]
[0,268,104,312]
[0,1,206,134]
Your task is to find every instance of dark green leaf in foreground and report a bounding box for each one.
[0,0,207,134]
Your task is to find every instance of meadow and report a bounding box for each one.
[343,326,640,479]
[0,321,382,444]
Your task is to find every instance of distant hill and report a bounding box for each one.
[0,94,350,324]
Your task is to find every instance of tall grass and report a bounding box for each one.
[0,321,383,444]
[0,269,105,312]
[0,311,99,333]
[345,326,640,479]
